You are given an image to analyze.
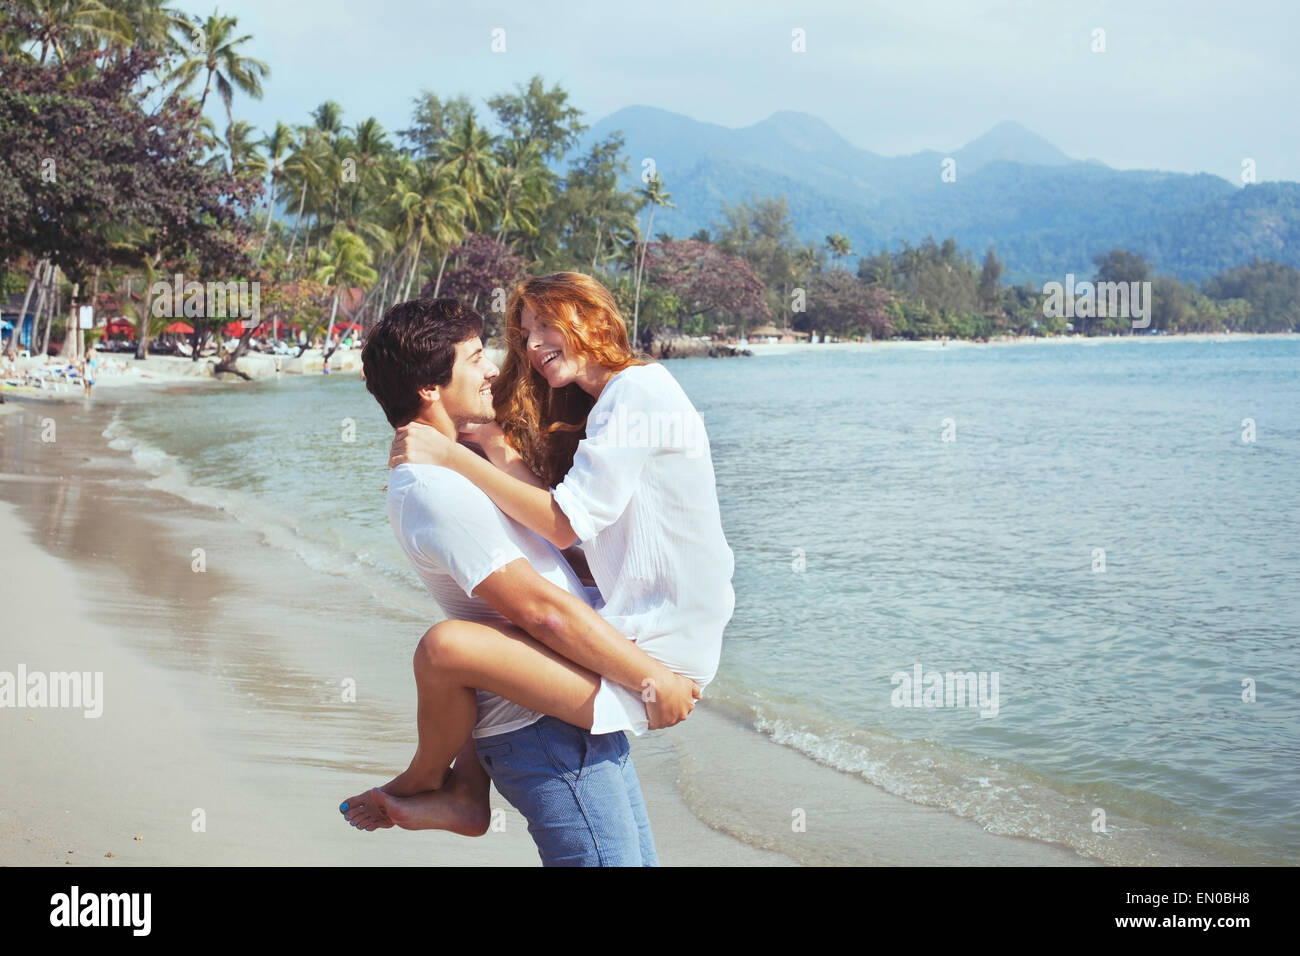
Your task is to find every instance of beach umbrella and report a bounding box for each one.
[165,321,194,334]
[223,320,249,337]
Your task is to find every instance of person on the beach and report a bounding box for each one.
[388,272,735,732]
[343,296,698,864]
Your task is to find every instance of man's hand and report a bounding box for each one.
[642,670,702,730]
[389,421,455,468]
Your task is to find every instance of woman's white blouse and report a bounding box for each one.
[552,362,735,734]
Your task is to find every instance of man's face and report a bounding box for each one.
[438,336,498,427]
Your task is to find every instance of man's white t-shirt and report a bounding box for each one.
[387,462,597,738]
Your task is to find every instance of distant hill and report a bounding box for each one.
[567,106,1300,284]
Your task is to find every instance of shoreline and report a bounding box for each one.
[739,329,1298,357]
[2,388,1236,867]
[4,329,1290,404]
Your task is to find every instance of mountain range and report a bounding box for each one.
[566,107,1300,284]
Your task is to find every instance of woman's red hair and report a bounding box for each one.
[494,272,645,486]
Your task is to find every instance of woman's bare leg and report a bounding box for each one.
[344,618,601,820]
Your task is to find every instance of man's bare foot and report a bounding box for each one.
[339,775,490,836]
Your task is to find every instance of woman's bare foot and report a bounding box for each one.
[376,758,449,798]
[340,788,396,831]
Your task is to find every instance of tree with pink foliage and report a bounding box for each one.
[421,233,527,336]
[801,270,893,339]
[645,239,770,336]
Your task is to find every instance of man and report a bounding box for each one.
[342,297,691,865]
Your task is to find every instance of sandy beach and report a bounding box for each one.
[0,381,1109,866]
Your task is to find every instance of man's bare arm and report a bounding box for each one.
[473,558,697,716]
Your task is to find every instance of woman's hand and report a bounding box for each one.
[388,421,455,468]
[643,670,702,730]
[457,420,509,461]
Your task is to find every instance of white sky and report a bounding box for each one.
[200,0,1298,183]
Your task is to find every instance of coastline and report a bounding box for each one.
[0,388,1125,867]
[5,329,1287,405]
[740,330,1299,357]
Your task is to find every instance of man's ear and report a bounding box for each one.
[417,383,440,404]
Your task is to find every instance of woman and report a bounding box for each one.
[342,273,734,833]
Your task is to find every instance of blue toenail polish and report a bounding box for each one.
[340,802,349,811]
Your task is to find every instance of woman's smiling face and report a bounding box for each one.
[520,304,579,388]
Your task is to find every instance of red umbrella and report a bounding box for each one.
[105,317,135,339]
[224,320,250,337]
[165,321,193,334]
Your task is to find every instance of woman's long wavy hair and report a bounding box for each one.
[494,272,646,487]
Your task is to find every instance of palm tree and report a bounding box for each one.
[339,116,392,228]
[491,138,551,245]
[392,159,469,300]
[283,130,329,264]
[303,101,345,248]
[827,233,852,269]
[256,121,293,261]
[16,0,129,64]
[436,112,497,232]
[314,227,378,359]
[225,119,266,177]
[311,100,344,141]
[167,11,268,126]
[632,174,674,345]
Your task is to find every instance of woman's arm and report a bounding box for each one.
[391,422,579,549]
[458,421,548,489]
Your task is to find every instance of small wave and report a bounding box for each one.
[704,686,1256,866]
[99,413,438,624]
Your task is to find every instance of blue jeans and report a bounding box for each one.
[474,716,659,867]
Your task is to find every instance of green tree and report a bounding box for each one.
[826,233,852,269]
[487,74,587,162]
[632,175,674,344]
[314,226,377,358]
[166,11,268,125]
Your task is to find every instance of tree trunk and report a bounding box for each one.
[214,325,257,379]
[286,180,308,263]
[31,265,52,357]
[7,259,44,358]
[37,265,59,358]
[61,294,79,364]
[432,249,450,298]
[590,225,602,273]
[632,206,657,345]
[403,236,423,300]
[322,290,340,362]
[256,171,278,262]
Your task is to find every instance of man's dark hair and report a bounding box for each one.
[361,298,484,428]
